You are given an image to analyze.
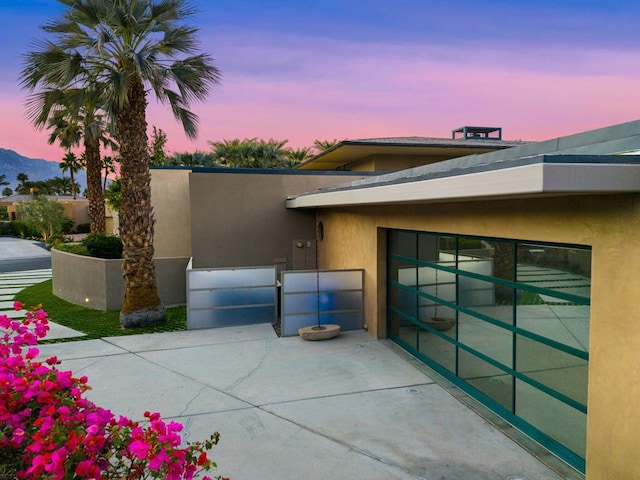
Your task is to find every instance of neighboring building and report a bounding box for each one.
[285,119,640,478]
[0,194,89,229]
[296,126,527,172]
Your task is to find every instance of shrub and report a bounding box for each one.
[82,233,123,259]
[0,304,228,480]
[54,243,90,256]
[10,220,39,239]
[0,221,12,236]
[62,217,75,234]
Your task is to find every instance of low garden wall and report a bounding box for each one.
[52,249,189,311]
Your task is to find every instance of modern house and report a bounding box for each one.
[58,119,640,478]
[285,119,640,477]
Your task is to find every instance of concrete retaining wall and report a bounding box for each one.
[52,249,189,311]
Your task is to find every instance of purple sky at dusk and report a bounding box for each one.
[0,0,639,162]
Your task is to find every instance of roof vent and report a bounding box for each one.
[452,126,502,140]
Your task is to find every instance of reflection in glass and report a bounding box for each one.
[459,312,512,368]
[516,379,586,459]
[389,230,417,258]
[517,292,590,352]
[517,244,591,300]
[459,349,512,410]
[516,335,588,406]
[418,328,455,373]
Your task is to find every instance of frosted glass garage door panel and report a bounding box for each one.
[318,271,362,291]
[189,287,275,309]
[189,268,275,289]
[188,306,274,329]
[282,272,317,292]
[318,291,362,312]
[281,314,318,336]
[282,293,318,315]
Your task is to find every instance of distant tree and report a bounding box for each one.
[2,188,12,197]
[102,155,118,191]
[0,174,9,188]
[282,147,313,167]
[209,138,290,168]
[16,196,69,242]
[46,176,74,196]
[15,173,34,195]
[313,139,341,153]
[166,150,215,167]
[149,127,168,166]
[104,178,121,213]
[59,152,83,199]
[16,173,29,185]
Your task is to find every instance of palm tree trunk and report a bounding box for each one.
[116,78,165,327]
[85,137,106,233]
[70,169,76,199]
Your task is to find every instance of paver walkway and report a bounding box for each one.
[0,268,85,340]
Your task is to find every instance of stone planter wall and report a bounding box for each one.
[52,249,189,311]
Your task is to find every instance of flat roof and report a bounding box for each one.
[295,136,526,170]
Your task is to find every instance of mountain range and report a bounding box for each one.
[0,148,86,194]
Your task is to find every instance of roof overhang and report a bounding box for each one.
[296,141,522,170]
[286,156,640,209]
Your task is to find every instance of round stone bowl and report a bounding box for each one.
[298,324,341,341]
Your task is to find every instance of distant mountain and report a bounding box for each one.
[0,148,86,195]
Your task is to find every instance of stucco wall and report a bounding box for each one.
[188,170,367,270]
[52,249,190,310]
[315,193,640,480]
[151,169,192,258]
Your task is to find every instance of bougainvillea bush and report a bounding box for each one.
[0,303,228,480]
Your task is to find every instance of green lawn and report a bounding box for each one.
[14,280,187,343]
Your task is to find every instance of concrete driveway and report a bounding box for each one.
[0,237,51,272]
[36,326,578,480]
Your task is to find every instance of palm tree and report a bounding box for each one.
[21,0,221,327]
[59,152,83,199]
[282,147,313,168]
[0,174,9,188]
[29,88,115,232]
[101,155,118,192]
[313,139,342,153]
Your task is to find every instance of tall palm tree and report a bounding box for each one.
[59,151,83,199]
[22,0,221,327]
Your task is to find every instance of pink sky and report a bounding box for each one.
[1,2,639,163]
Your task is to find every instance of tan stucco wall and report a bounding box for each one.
[151,169,191,257]
[189,171,367,270]
[349,154,454,172]
[315,193,640,479]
